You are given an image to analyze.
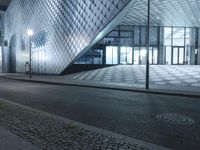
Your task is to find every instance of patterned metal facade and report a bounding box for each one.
[3,0,130,74]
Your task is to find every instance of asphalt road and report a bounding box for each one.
[0,77,199,150]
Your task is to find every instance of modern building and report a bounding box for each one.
[0,0,200,75]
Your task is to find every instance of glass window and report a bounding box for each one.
[173,38,184,46]
[173,28,184,46]
[165,46,171,65]
[150,27,158,46]
[141,27,147,46]
[106,47,113,64]
[93,49,103,64]
[104,37,119,45]
[160,27,164,45]
[140,47,146,65]
[108,31,118,37]
[179,48,184,64]
[186,28,194,46]
[120,47,132,64]
[173,47,178,64]
[134,47,139,65]
[153,48,158,64]
[120,31,133,37]
[185,46,191,65]
[119,38,132,46]
[120,47,127,64]
[127,47,133,64]
[164,27,172,46]
[149,47,158,64]
[134,27,140,45]
[85,49,93,64]
[106,46,118,64]
[149,48,153,64]
[119,25,133,31]
[113,48,118,64]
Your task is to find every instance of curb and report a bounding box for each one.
[1,76,200,98]
[0,98,171,150]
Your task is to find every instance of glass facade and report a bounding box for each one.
[75,48,104,65]
[75,25,198,66]
[163,27,195,65]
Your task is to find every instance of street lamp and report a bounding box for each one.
[27,29,33,79]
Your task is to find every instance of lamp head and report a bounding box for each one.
[27,29,33,36]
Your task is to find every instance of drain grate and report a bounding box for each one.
[156,113,195,125]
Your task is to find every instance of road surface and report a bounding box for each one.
[0,77,199,150]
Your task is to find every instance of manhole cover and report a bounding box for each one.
[156,113,194,125]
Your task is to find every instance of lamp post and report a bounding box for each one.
[146,0,150,89]
[27,29,33,79]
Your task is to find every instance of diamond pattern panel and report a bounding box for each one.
[4,0,130,74]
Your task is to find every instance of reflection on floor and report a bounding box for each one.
[65,65,200,88]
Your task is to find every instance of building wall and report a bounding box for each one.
[0,11,4,72]
[3,0,130,74]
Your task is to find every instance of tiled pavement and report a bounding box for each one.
[65,65,200,88]
[1,65,200,93]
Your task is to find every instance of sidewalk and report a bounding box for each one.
[0,127,40,150]
[0,73,200,98]
[0,98,170,150]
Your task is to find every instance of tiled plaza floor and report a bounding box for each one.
[65,65,200,88]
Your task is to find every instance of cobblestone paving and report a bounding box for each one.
[65,65,200,88]
[0,100,153,150]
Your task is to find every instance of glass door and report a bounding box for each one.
[120,47,133,64]
[172,46,185,65]
[149,47,158,65]
[172,47,178,64]
[120,47,126,64]
[106,46,118,64]
[140,47,146,65]
[179,47,184,64]
[134,47,139,65]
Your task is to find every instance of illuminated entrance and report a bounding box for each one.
[106,46,118,64]
[105,46,158,65]
[75,26,197,66]
[120,47,132,64]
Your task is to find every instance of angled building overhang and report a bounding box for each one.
[61,0,137,74]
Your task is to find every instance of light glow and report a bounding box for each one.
[27,29,34,36]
